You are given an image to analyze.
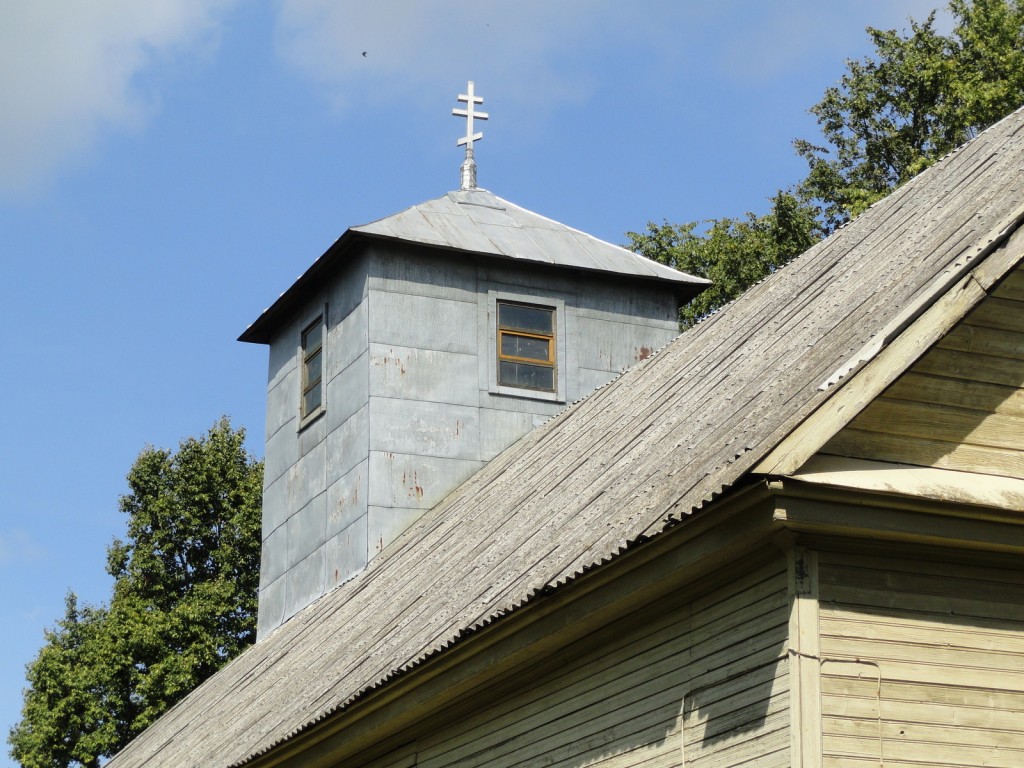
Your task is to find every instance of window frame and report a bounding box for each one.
[483,290,566,403]
[299,310,326,429]
[496,302,557,392]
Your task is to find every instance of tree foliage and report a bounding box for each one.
[797,0,1024,231]
[626,192,819,328]
[632,0,1024,328]
[10,419,263,768]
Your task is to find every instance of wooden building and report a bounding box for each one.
[107,104,1024,768]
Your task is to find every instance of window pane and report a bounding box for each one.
[303,380,322,415]
[303,320,322,354]
[499,361,555,391]
[500,332,550,362]
[498,303,553,334]
[305,348,322,385]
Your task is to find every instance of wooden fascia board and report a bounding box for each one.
[769,477,1024,554]
[238,483,780,768]
[753,214,1024,478]
[789,454,1024,516]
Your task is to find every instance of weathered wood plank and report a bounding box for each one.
[823,427,1024,478]
[821,675,1024,711]
[847,397,1024,450]
[964,295,1024,332]
[881,372,1024,416]
[822,692,1024,731]
[992,265,1024,301]
[914,346,1024,387]
[817,547,1024,583]
[824,715,1024,748]
[820,613,1024,652]
[821,635,1024,675]
[824,759,966,768]
[818,569,1024,613]
[939,321,1024,361]
[823,732,1024,768]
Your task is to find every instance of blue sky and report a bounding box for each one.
[0,1,951,762]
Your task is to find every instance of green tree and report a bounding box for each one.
[9,595,111,768]
[627,192,819,328]
[797,0,1024,231]
[632,1,1024,326]
[10,418,263,768]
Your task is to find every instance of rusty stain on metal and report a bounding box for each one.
[405,471,425,500]
[637,346,652,361]
[372,351,407,375]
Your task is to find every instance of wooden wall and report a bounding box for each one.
[823,263,1024,478]
[817,549,1024,767]
[357,560,790,768]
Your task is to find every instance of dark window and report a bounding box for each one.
[301,316,323,419]
[497,302,555,392]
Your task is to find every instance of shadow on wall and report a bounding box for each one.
[364,559,790,768]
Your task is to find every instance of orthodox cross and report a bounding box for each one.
[452,81,488,190]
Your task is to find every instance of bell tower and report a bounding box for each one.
[240,83,709,637]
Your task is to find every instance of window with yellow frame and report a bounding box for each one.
[496,301,555,391]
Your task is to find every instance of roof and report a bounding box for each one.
[113,106,1024,767]
[239,188,709,344]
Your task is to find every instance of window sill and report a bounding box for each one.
[298,407,325,432]
[492,384,564,403]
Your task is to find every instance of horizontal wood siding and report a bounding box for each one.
[823,264,1024,478]
[818,551,1024,767]
[365,562,790,768]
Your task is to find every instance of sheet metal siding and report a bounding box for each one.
[111,109,1024,767]
[257,245,681,637]
[257,255,370,638]
[364,563,789,768]
[818,551,1024,766]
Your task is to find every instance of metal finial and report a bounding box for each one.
[452,81,488,190]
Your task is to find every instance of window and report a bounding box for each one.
[301,315,323,420]
[497,301,555,392]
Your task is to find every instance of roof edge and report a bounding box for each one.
[238,223,709,345]
[231,478,774,768]
[753,207,1024,477]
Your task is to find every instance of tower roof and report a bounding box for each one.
[353,188,707,285]
[239,189,708,344]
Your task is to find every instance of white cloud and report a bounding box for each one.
[274,0,624,119]
[0,528,47,566]
[710,1,956,82]
[274,1,959,126]
[0,0,235,200]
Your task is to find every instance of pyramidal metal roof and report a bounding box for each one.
[236,188,708,344]
[239,188,707,344]
[352,188,708,286]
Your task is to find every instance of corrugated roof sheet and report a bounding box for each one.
[112,106,1024,768]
